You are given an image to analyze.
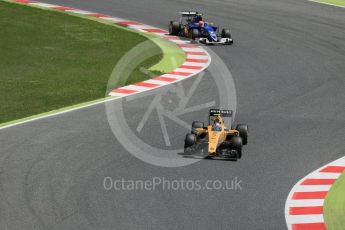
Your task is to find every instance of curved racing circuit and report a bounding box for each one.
[0,0,344,229]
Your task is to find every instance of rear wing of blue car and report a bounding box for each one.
[179,11,202,16]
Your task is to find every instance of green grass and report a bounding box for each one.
[324,172,345,230]
[149,37,186,73]
[0,1,170,124]
[311,0,345,7]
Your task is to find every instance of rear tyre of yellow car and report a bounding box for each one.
[191,121,204,135]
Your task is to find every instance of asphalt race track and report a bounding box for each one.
[1,0,345,229]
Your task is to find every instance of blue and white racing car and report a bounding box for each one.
[169,11,233,45]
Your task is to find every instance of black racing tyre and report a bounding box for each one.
[184,133,196,148]
[231,136,243,149]
[191,121,204,134]
[179,24,185,33]
[221,28,231,38]
[237,149,242,159]
[231,136,243,159]
[192,121,204,128]
[191,28,199,40]
[236,124,248,145]
[169,21,180,35]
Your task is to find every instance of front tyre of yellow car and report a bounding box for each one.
[236,124,248,145]
[184,133,196,148]
[231,136,243,159]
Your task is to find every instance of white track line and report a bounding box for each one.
[0,97,120,130]
[292,185,332,192]
[308,0,345,8]
[99,17,123,22]
[307,172,341,179]
[65,9,93,15]
[286,214,324,224]
[30,2,57,7]
[287,199,325,207]
[182,61,206,66]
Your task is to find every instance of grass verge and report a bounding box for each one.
[324,172,345,230]
[0,1,184,124]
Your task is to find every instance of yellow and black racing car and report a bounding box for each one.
[184,109,248,160]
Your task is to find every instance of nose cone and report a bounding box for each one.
[208,131,221,153]
[210,31,217,41]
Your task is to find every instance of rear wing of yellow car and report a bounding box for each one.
[209,109,233,117]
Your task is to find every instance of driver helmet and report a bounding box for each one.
[213,118,221,131]
[194,15,203,22]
